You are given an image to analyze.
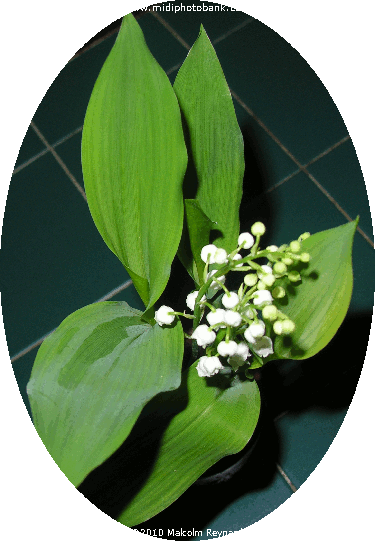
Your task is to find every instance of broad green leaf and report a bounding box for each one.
[272,219,358,360]
[178,199,215,285]
[117,363,260,526]
[27,301,184,487]
[174,26,244,253]
[82,14,187,309]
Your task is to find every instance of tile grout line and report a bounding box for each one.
[150,10,191,50]
[276,463,298,493]
[303,135,350,167]
[30,121,87,201]
[16,20,372,246]
[68,26,121,63]
[13,126,84,176]
[212,17,254,45]
[150,12,373,246]
[10,279,134,363]
[230,91,373,247]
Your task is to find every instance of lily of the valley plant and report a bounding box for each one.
[27,14,357,527]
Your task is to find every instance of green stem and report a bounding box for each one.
[193,263,231,329]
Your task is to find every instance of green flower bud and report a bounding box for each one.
[298,232,310,242]
[272,286,286,299]
[273,320,284,335]
[262,273,276,287]
[300,252,310,263]
[282,319,296,334]
[262,305,278,321]
[244,273,258,286]
[282,257,294,266]
[289,240,301,253]
[266,245,278,252]
[251,221,266,236]
[257,280,267,290]
[288,270,301,282]
[273,261,287,275]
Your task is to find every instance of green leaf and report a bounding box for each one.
[272,219,358,360]
[82,14,188,309]
[27,301,184,487]
[178,199,215,285]
[174,26,244,253]
[116,364,260,526]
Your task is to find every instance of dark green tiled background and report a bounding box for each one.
[2,2,374,537]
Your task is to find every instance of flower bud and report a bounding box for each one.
[258,264,272,277]
[298,232,310,242]
[238,232,255,249]
[262,274,276,287]
[201,244,218,264]
[244,320,266,343]
[300,252,310,263]
[273,320,284,335]
[191,325,216,347]
[224,310,242,327]
[206,308,226,328]
[222,292,240,309]
[289,241,301,253]
[262,305,278,321]
[282,320,296,334]
[272,286,286,299]
[288,270,301,282]
[214,248,228,264]
[244,273,258,287]
[186,291,206,311]
[253,289,273,306]
[273,261,287,275]
[282,257,294,266]
[251,221,266,236]
[196,356,223,377]
[155,306,175,326]
[217,340,238,357]
[266,245,278,252]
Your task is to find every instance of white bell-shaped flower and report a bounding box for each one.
[214,248,228,264]
[228,342,251,370]
[224,310,242,327]
[206,308,226,328]
[238,232,255,249]
[201,244,218,264]
[217,340,238,357]
[242,304,256,319]
[253,290,273,306]
[155,306,175,326]
[244,320,266,343]
[206,270,226,293]
[186,291,206,311]
[258,264,273,277]
[222,291,239,309]
[196,356,223,377]
[252,336,274,358]
[191,325,216,347]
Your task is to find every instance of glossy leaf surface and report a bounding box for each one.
[27,301,184,486]
[117,364,260,526]
[272,219,358,360]
[82,14,187,309]
[174,26,244,254]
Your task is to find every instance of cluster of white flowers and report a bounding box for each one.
[154,222,311,379]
